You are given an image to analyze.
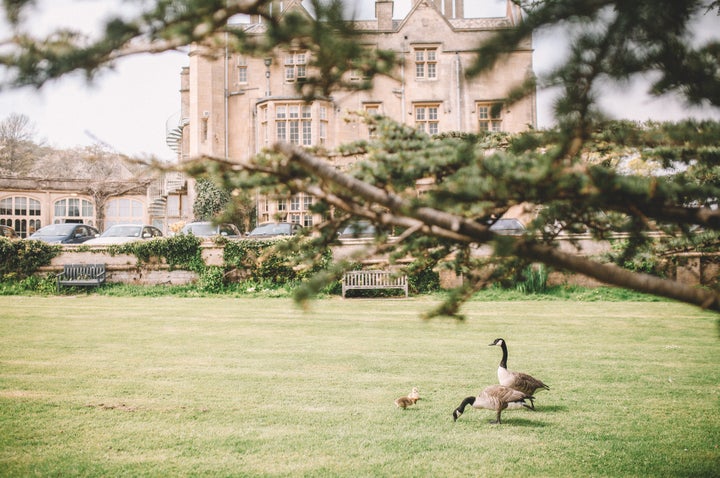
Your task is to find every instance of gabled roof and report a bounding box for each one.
[236,0,514,35]
[278,0,312,21]
[236,0,312,34]
[395,0,455,33]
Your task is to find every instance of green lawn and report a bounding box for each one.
[1,296,718,477]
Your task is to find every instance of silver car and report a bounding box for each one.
[246,222,302,239]
[181,221,241,238]
[84,224,163,245]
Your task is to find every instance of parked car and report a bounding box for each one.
[29,223,100,244]
[489,218,526,236]
[181,221,241,238]
[84,224,163,245]
[338,220,376,239]
[246,222,302,239]
[0,224,18,239]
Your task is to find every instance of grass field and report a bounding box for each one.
[1,295,718,477]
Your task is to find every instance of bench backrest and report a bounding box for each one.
[63,263,105,278]
[343,270,406,287]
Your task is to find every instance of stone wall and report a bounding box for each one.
[38,240,718,289]
[37,244,226,286]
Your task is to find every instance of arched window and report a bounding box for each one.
[0,196,41,238]
[105,198,144,228]
[53,198,95,225]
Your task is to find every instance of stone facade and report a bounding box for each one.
[0,173,190,238]
[176,0,536,226]
[0,140,193,237]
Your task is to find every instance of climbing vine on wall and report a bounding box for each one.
[0,238,60,279]
[107,233,205,271]
[223,237,333,284]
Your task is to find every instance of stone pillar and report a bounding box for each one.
[438,269,463,289]
[453,0,463,18]
[676,256,701,286]
[431,0,463,18]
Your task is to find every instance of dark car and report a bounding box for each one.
[247,222,302,239]
[181,221,241,238]
[0,224,18,239]
[489,218,526,236]
[29,223,100,244]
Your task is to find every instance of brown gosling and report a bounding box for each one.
[394,396,418,409]
[489,338,549,409]
[452,384,533,424]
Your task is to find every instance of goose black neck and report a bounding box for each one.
[458,396,475,413]
[499,341,508,369]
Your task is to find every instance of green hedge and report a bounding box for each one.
[0,238,60,280]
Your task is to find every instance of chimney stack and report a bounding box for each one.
[376,1,394,31]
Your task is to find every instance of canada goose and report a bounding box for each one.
[452,385,533,424]
[489,338,549,409]
[407,387,420,401]
[394,396,418,409]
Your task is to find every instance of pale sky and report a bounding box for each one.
[0,0,718,160]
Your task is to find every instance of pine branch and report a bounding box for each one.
[273,142,720,312]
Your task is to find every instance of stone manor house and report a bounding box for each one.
[0,0,535,237]
[168,0,536,228]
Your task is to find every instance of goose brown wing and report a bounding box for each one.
[512,371,549,394]
[483,384,527,402]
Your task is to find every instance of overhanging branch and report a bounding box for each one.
[274,142,720,313]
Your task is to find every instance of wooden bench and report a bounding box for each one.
[342,270,408,298]
[57,264,106,292]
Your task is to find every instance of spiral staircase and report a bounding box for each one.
[147,113,190,220]
[148,171,187,217]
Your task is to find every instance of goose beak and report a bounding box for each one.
[488,342,496,346]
